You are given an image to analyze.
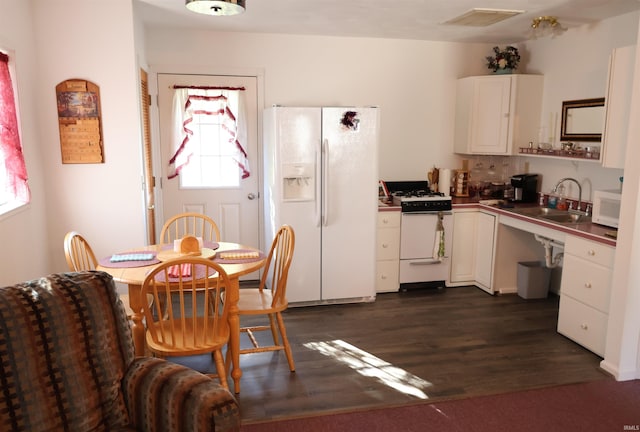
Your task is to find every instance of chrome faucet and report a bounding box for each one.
[552,177,585,215]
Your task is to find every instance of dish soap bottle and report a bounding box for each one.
[556,184,568,211]
[547,191,558,209]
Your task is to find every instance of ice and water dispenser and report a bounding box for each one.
[282,163,315,201]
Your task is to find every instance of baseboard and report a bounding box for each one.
[599,359,640,381]
[498,287,517,295]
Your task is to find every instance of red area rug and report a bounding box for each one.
[241,379,640,431]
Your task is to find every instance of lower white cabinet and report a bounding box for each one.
[450,209,497,293]
[475,211,496,289]
[450,210,477,283]
[557,235,615,356]
[375,211,400,293]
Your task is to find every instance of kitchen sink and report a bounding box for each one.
[509,207,562,217]
[507,206,591,225]
[539,213,591,224]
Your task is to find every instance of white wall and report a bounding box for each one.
[0,0,49,285]
[144,14,640,199]
[519,11,639,200]
[144,28,495,181]
[31,0,146,275]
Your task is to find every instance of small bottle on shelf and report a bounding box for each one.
[556,185,568,211]
[538,192,546,206]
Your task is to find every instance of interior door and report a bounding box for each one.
[156,74,260,252]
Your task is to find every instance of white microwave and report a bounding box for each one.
[592,189,622,229]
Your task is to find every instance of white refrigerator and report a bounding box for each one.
[263,106,379,304]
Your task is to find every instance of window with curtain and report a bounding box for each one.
[169,87,249,189]
[0,50,30,214]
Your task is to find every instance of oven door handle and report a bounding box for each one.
[409,258,444,265]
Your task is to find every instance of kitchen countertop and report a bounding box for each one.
[378,197,617,247]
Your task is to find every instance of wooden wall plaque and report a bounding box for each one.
[56,79,104,163]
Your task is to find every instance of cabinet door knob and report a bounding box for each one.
[381,274,387,280]
[382,243,389,248]
[580,323,589,330]
[382,218,389,224]
[587,249,596,256]
[584,282,592,288]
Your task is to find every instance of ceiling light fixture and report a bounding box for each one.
[185,0,246,16]
[530,16,567,39]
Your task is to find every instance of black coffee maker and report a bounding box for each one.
[510,174,538,203]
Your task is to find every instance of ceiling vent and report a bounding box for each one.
[443,8,525,27]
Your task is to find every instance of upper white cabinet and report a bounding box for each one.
[602,45,636,169]
[454,74,544,155]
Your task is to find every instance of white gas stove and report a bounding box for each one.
[384,180,453,290]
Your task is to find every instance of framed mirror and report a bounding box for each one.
[560,98,605,142]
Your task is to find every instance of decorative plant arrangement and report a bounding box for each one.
[485,46,521,73]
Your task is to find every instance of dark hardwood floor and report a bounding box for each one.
[177,286,609,423]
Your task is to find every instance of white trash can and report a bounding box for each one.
[517,261,551,299]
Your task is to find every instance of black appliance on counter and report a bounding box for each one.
[510,174,539,203]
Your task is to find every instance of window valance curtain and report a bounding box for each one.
[169,86,249,180]
[0,52,30,204]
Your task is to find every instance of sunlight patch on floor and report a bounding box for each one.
[303,339,432,399]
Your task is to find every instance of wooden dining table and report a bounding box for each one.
[96,241,266,393]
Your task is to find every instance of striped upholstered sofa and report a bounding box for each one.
[0,271,240,432]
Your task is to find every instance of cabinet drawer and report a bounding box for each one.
[376,260,399,293]
[557,295,608,356]
[565,236,615,268]
[377,211,401,228]
[399,259,450,283]
[377,228,400,260]
[561,254,612,313]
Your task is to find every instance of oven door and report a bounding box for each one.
[399,212,453,285]
[400,212,453,259]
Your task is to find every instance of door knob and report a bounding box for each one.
[248,193,258,200]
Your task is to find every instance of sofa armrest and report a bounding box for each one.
[122,357,240,432]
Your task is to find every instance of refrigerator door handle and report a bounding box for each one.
[315,147,322,227]
[322,138,329,226]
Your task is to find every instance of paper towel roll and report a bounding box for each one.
[439,168,451,196]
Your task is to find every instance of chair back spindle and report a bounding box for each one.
[64,231,98,271]
[159,212,221,244]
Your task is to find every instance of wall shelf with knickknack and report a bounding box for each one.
[517,95,606,163]
[518,146,601,162]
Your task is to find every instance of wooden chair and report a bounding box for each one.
[159,212,221,244]
[64,231,98,271]
[230,225,296,371]
[141,257,231,390]
[64,230,146,320]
